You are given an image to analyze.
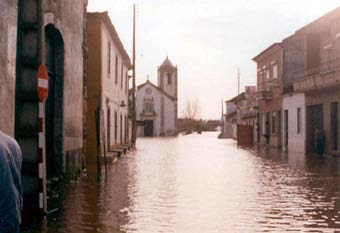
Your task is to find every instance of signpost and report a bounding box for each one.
[37,64,49,102]
[37,64,48,215]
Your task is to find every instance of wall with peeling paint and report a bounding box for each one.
[0,0,17,136]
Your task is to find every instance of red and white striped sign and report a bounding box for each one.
[37,64,49,102]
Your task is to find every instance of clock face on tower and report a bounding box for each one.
[145,88,152,95]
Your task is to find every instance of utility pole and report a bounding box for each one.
[237,68,240,124]
[238,68,240,98]
[131,3,137,146]
[221,98,224,134]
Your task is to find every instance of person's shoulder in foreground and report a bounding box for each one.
[0,130,23,233]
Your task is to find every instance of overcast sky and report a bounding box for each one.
[88,0,340,119]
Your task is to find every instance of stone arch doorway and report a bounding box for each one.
[45,24,64,178]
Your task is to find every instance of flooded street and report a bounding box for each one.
[28,132,340,232]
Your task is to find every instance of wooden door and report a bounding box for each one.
[45,24,64,179]
[107,108,110,149]
[284,110,288,147]
[307,104,323,153]
[120,114,123,144]
[331,102,338,151]
[144,120,153,137]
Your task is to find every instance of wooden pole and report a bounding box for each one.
[131,3,137,147]
[237,68,240,124]
[38,102,47,216]
[237,68,240,148]
[238,68,240,97]
[102,117,108,177]
[221,98,224,133]
[95,106,101,181]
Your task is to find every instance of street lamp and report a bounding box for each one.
[120,100,126,108]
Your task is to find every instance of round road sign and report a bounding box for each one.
[37,64,49,102]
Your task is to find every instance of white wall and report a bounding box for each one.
[101,24,129,147]
[282,93,306,153]
[226,102,236,115]
[163,95,175,135]
[136,82,176,137]
[162,72,176,97]
[232,123,237,139]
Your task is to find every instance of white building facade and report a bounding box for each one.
[101,17,131,148]
[282,93,306,153]
[136,57,178,137]
[224,101,237,139]
[86,12,132,162]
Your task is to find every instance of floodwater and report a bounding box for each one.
[26,132,340,232]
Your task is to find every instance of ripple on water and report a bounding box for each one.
[28,132,340,233]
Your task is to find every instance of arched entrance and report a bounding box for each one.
[44,24,64,178]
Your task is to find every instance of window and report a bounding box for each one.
[120,114,123,144]
[272,112,276,134]
[325,48,333,61]
[297,107,301,134]
[273,65,278,79]
[125,72,128,93]
[121,64,123,89]
[144,102,153,112]
[144,102,154,112]
[108,42,111,75]
[266,69,270,79]
[284,110,288,146]
[167,73,172,84]
[114,111,118,144]
[331,102,338,150]
[115,55,118,84]
[262,114,266,135]
[124,115,127,143]
[143,98,154,113]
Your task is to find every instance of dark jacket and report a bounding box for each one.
[0,131,23,233]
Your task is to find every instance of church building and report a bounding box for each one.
[136,57,178,137]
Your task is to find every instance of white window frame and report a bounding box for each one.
[272,64,278,79]
[266,68,270,80]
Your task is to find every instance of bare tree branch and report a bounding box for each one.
[183,97,201,120]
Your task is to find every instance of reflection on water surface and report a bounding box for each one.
[26,132,340,232]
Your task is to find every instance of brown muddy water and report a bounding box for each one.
[24,132,340,232]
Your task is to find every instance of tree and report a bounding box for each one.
[182,97,201,120]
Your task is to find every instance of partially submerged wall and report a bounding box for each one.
[0,0,18,136]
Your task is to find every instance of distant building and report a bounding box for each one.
[86,12,132,167]
[224,95,239,139]
[136,57,178,137]
[253,43,283,148]
[290,7,340,155]
[241,86,258,143]
[281,33,306,153]
[222,86,257,140]
[253,6,340,155]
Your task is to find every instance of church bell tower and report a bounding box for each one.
[157,56,178,99]
[157,56,178,135]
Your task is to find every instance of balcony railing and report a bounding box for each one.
[257,79,280,93]
[294,57,340,80]
[294,57,340,92]
[140,110,156,117]
[226,110,237,118]
[255,90,272,101]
